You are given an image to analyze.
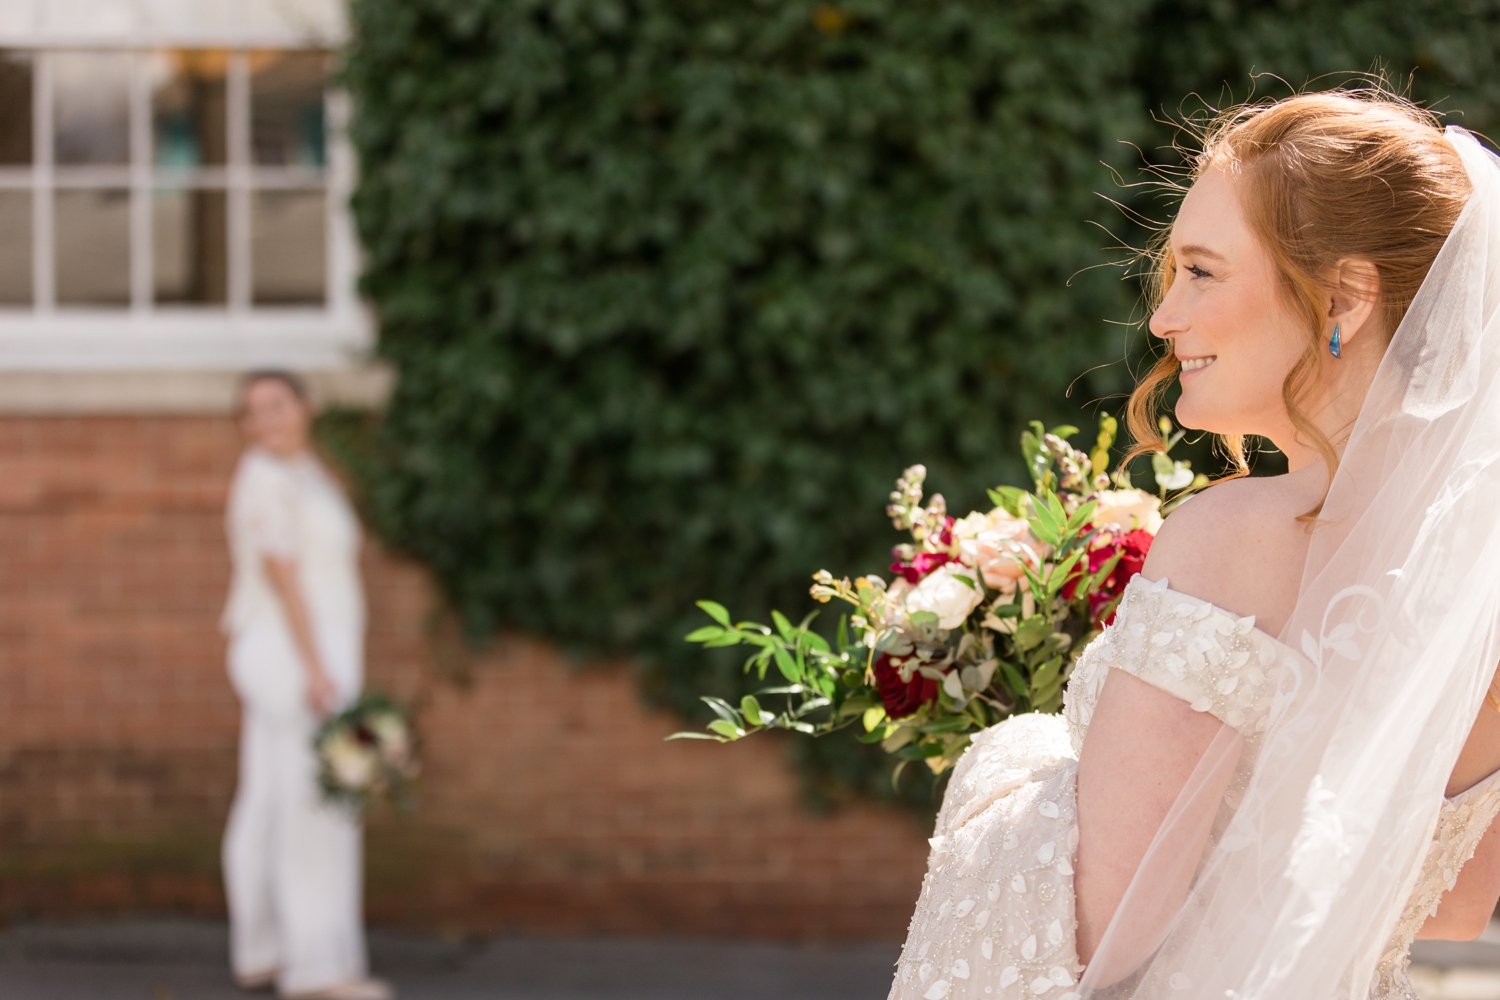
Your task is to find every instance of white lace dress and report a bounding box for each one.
[890,574,1500,1000]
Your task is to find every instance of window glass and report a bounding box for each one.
[54,52,132,166]
[250,51,327,168]
[0,191,31,304]
[151,50,228,168]
[154,188,227,304]
[252,189,325,305]
[0,51,32,166]
[55,189,130,305]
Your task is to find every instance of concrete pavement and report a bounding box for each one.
[0,920,901,1000]
[2,919,1499,999]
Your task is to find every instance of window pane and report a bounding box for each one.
[0,51,32,166]
[154,188,226,304]
[252,189,325,305]
[54,52,131,165]
[56,189,129,305]
[0,191,31,304]
[152,50,227,168]
[250,51,326,167]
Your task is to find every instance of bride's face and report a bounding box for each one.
[1149,167,1308,440]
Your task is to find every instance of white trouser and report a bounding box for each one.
[223,707,367,994]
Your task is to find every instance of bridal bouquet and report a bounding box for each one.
[315,692,420,810]
[672,416,1201,778]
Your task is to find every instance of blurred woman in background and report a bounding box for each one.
[221,371,391,1000]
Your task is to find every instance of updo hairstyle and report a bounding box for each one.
[1126,89,1474,482]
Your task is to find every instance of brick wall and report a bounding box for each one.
[0,416,929,939]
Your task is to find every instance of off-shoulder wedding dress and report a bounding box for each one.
[890,574,1500,1000]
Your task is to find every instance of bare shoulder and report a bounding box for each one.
[1140,471,1321,634]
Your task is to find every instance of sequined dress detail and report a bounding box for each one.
[888,574,1500,1000]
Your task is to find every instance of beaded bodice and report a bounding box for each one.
[1371,768,1500,999]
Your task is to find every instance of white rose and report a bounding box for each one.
[325,731,377,791]
[368,712,412,767]
[950,510,994,540]
[904,562,985,629]
[1090,489,1164,535]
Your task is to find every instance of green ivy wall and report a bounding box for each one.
[340,0,1500,804]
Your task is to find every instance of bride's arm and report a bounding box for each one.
[1075,670,1226,968]
[1076,479,1306,977]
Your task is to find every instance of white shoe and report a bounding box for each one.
[280,978,395,1000]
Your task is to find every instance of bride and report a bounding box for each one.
[891,90,1500,1000]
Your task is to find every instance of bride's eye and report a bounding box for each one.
[1186,264,1214,279]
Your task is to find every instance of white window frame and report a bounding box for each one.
[0,43,369,372]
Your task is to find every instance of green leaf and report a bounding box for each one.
[771,609,796,642]
[952,572,976,590]
[707,719,743,740]
[998,660,1030,700]
[702,631,744,648]
[1013,615,1051,653]
[863,705,887,731]
[701,696,741,725]
[908,610,939,628]
[1065,500,1098,535]
[772,645,800,682]
[684,625,725,642]
[697,600,732,627]
[666,731,724,741]
[987,485,1028,518]
[793,697,833,717]
[1030,655,1064,694]
[740,695,764,726]
[918,716,973,734]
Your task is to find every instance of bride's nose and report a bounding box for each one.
[1149,289,1187,341]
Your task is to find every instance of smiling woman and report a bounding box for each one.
[1127,93,1471,490]
[885,90,1500,1000]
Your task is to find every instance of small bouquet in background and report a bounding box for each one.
[671,415,1203,779]
[315,692,420,810]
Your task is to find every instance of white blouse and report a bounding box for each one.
[222,447,364,642]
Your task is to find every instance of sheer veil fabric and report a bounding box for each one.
[1080,128,1500,999]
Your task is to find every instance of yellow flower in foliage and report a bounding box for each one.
[812,4,849,34]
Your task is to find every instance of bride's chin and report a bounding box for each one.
[1169,403,1218,435]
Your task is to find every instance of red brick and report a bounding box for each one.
[0,416,928,940]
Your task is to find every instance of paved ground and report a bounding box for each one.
[0,920,901,1000]
[2,919,1499,1000]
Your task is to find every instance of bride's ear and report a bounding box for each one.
[1326,258,1382,347]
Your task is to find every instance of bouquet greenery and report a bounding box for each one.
[671,416,1202,780]
[315,692,420,810]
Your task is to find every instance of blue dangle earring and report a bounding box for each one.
[1329,323,1342,359]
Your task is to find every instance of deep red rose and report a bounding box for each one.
[890,549,952,584]
[872,653,939,718]
[1087,529,1154,625]
[1064,528,1153,625]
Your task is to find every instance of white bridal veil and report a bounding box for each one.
[1082,127,1500,999]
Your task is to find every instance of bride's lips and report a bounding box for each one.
[1178,355,1216,377]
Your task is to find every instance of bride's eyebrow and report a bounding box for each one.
[1177,243,1228,263]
